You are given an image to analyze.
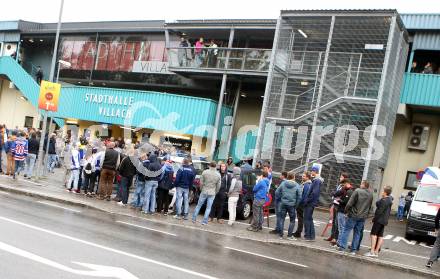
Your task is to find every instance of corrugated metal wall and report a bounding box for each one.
[413,32,440,50]
[400,73,440,107]
[401,14,440,30]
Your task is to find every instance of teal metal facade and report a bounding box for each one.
[401,14,440,30]
[400,73,440,107]
[0,56,231,137]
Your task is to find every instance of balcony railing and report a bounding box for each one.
[167,47,271,74]
[401,72,440,107]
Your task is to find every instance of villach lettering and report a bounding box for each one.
[85,93,135,119]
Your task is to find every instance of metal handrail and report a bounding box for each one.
[167,46,272,51]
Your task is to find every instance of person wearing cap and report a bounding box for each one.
[303,166,323,241]
[228,167,243,226]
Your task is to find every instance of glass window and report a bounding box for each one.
[24,116,34,128]
[404,171,419,191]
[414,185,440,204]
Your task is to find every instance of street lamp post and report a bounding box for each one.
[42,59,71,176]
[35,0,64,179]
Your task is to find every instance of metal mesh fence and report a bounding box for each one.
[258,11,408,205]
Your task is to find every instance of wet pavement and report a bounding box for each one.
[0,192,431,279]
[0,169,438,277]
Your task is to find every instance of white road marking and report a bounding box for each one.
[383,234,393,240]
[0,216,218,279]
[224,246,308,268]
[392,236,417,245]
[0,191,10,195]
[419,243,433,249]
[359,245,429,260]
[0,241,138,278]
[116,221,177,237]
[37,201,81,213]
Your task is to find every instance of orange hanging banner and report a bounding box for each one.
[38,80,61,112]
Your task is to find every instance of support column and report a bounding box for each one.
[209,74,227,159]
[406,50,415,73]
[362,16,397,181]
[164,29,170,48]
[16,41,21,62]
[209,27,235,159]
[305,16,336,168]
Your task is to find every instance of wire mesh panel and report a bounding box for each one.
[258,10,409,206]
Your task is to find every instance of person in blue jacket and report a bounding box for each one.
[173,158,196,220]
[247,170,270,232]
[303,166,322,241]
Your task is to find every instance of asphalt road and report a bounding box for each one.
[0,192,424,279]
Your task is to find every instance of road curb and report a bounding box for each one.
[1,184,439,278]
[0,184,110,214]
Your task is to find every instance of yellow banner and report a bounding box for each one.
[38,80,61,112]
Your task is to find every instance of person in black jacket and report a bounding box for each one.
[327,172,349,242]
[117,150,137,206]
[24,132,39,179]
[426,207,440,268]
[209,163,231,224]
[44,133,57,173]
[157,160,174,215]
[365,186,393,257]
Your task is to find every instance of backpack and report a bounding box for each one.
[159,169,174,190]
[84,162,92,175]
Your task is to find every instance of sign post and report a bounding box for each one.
[35,81,61,179]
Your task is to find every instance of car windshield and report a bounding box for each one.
[193,162,209,175]
[415,185,440,203]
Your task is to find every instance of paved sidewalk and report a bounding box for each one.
[0,172,439,278]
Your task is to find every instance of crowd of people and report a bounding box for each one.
[0,125,42,179]
[3,127,439,267]
[268,171,397,258]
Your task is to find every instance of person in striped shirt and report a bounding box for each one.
[13,132,28,179]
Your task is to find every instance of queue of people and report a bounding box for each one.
[3,129,435,264]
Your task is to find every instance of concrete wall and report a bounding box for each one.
[382,113,440,210]
[232,97,262,136]
[0,79,40,129]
